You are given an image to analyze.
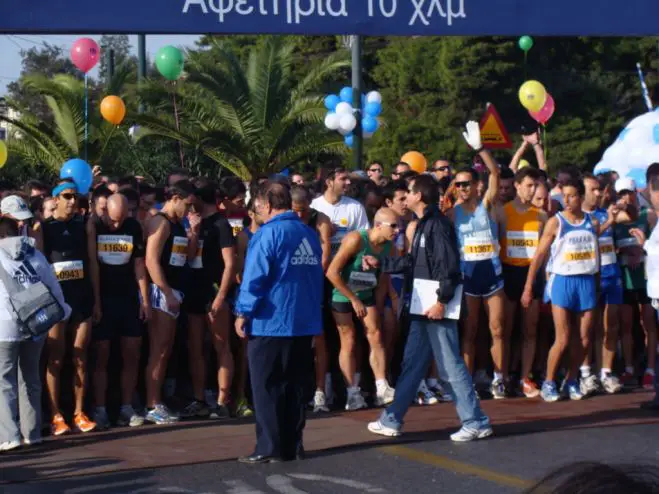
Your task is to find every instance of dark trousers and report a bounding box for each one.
[248,335,313,459]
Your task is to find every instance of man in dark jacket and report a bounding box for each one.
[234,182,323,463]
[364,174,492,441]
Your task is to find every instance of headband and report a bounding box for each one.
[52,182,79,197]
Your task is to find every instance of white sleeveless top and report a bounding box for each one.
[548,212,599,276]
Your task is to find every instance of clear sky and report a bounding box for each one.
[0,34,200,95]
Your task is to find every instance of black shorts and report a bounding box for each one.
[623,287,651,306]
[502,264,544,302]
[331,296,375,314]
[184,281,216,315]
[61,283,94,322]
[94,293,142,340]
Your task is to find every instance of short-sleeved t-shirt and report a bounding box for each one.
[190,212,235,285]
[310,195,369,257]
[95,217,145,294]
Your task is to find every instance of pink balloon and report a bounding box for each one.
[529,93,555,125]
[70,38,100,74]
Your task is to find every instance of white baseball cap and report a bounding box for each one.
[1,195,33,221]
[614,178,636,193]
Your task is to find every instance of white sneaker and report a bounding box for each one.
[117,406,145,427]
[345,390,368,411]
[375,385,395,407]
[601,374,622,394]
[0,440,21,452]
[428,382,453,402]
[580,374,599,396]
[450,426,493,442]
[367,419,401,437]
[313,390,330,413]
[416,381,439,405]
[23,437,42,446]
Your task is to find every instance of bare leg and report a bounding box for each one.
[71,318,92,416]
[484,290,506,378]
[120,337,142,406]
[46,322,67,417]
[641,304,657,371]
[187,313,207,402]
[521,299,540,380]
[601,304,619,372]
[92,340,110,407]
[546,305,572,382]
[208,306,234,405]
[333,312,357,387]
[313,334,328,392]
[461,295,482,374]
[362,307,387,381]
[145,311,177,407]
[570,309,594,380]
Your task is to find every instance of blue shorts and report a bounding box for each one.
[546,274,597,312]
[599,276,623,306]
[384,276,404,309]
[463,261,504,298]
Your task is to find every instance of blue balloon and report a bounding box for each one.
[324,94,340,111]
[344,134,354,148]
[653,123,659,144]
[279,168,290,177]
[361,94,366,107]
[340,87,353,103]
[362,116,379,133]
[60,158,93,194]
[364,102,382,117]
[627,168,647,189]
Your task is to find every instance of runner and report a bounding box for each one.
[522,178,609,402]
[91,194,150,429]
[326,208,397,410]
[42,179,101,435]
[446,124,507,398]
[180,180,236,420]
[144,180,198,424]
[499,167,547,398]
[291,185,333,413]
[219,177,248,237]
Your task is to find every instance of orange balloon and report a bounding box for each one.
[400,151,427,173]
[100,95,126,125]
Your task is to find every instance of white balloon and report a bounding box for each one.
[324,113,341,131]
[366,91,382,104]
[339,114,357,133]
[338,126,351,136]
[335,102,353,115]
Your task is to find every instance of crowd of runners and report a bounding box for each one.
[1,123,658,453]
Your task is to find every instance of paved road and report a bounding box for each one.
[2,391,658,494]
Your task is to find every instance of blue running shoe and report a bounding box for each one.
[145,404,179,425]
[541,381,560,402]
[565,379,584,400]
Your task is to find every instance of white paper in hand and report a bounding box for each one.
[410,278,463,320]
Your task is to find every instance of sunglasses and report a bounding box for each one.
[60,192,78,201]
[368,168,383,173]
[378,221,400,229]
[433,166,450,172]
[454,181,472,189]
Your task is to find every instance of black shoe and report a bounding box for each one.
[238,453,281,464]
[640,400,659,411]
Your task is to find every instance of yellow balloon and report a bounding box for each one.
[518,159,530,169]
[518,80,547,113]
[0,140,7,168]
[100,95,126,125]
[400,151,427,173]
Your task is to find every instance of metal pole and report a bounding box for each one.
[351,35,363,170]
[106,48,115,84]
[137,34,147,114]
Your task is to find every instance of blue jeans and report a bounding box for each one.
[385,318,489,430]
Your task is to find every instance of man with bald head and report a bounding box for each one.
[90,193,150,430]
[326,207,399,411]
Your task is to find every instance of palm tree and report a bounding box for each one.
[134,36,351,180]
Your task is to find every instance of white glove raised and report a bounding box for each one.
[462,121,483,151]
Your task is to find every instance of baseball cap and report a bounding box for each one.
[1,195,33,221]
[614,178,636,194]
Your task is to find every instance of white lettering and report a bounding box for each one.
[317,0,325,15]
[447,0,465,25]
[326,0,347,17]
[182,0,209,13]
[368,0,375,16]
[287,0,293,23]
[409,0,429,25]
[258,0,268,14]
[427,0,445,18]
[236,0,255,14]
[208,0,234,22]
[295,0,315,23]
[380,0,397,17]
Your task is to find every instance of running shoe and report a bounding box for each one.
[0,440,21,452]
[93,409,111,431]
[235,398,254,418]
[642,372,655,390]
[117,406,145,427]
[601,374,622,394]
[490,378,506,400]
[580,374,599,396]
[473,369,491,391]
[180,399,210,418]
[620,371,637,388]
[428,382,453,402]
[145,404,180,425]
[73,412,97,433]
[51,414,71,436]
[521,378,541,398]
[22,437,42,446]
[541,381,560,402]
[367,411,402,437]
[345,390,368,411]
[564,379,584,401]
[209,403,231,420]
[450,426,493,442]
[416,381,439,405]
[313,390,330,413]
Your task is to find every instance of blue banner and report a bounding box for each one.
[4,0,659,36]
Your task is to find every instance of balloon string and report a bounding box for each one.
[99,125,118,158]
[172,83,185,168]
[121,130,149,180]
[542,125,548,160]
[84,74,88,161]
[523,51,527,82]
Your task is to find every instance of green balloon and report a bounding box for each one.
[156,45,184,81]
[518,36,534,52]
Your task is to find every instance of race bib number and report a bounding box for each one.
[53,260,84,281]
[599,237,616,266]
[228,218,244,237]
[348,271,377,292]
[563,250,596,262]
[189,240,204,269]
[506,231,538,260]
[97,234,133,265]
[463,236,496,261]
[616,237,640,249]
[169,236,188,267]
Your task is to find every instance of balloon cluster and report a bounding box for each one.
[594,109,659,189]
[324,88,382,147]
[518,80,555,125]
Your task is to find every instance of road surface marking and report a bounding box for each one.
[288,474,386,492]
[223,480,267,494]
[266,475,309,494]
[380,445,533,489]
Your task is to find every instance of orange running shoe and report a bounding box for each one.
[642,372,655,390]
[51,414,71,436]
[522,378,541,398]
[73,412,97,433]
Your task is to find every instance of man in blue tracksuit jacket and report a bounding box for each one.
[234,182,323,464]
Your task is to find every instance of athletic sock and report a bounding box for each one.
[625,366,634,375]
[580,365,591,378]
[646,368,656,376]
[493,372,503,382]
[600,368,612,380]
[354,372,361,387]
[427,378,439,389]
